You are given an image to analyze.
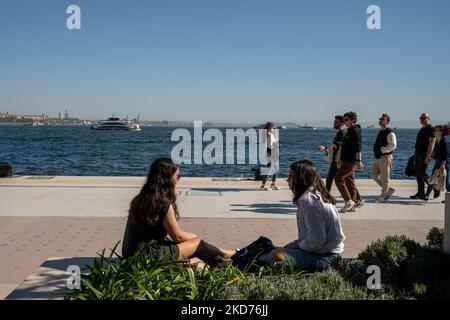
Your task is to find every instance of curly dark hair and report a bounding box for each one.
[288,160,336,205]
[343,111,358,123]
[128,158,180,225]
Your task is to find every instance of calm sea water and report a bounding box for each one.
[0,125,419,179]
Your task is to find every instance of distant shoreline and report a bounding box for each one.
[0,122,425,130]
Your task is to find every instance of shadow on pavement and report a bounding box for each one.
[230,202,296,215]
[6,257,95,300]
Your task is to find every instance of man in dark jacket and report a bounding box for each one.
[335,111,364,212]
[318,115,345,192]
[410,113,436,201]
[317,115,363,207]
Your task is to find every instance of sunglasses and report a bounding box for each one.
[420,117,429,120]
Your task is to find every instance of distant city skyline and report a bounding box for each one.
[2,109,448,129]
[1,0,449,124]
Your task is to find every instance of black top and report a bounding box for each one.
[433,137,450,163]
[415,125,434,156]
[332,130,344,161]
[373,127,394,159]
[341,126,362,163]
[122,202,170,259]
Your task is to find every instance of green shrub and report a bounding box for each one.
[330,257,367,287]
[66,243,302,300]
[426,227,444,249]
[404,245,450,299]
[336,230,450,300]
[357,235,421,291]
[66,244,245,300]
[218,271,393,300]
[67,228,450,300]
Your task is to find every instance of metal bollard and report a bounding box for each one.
[0,162,13,178]
[445,193,450,255]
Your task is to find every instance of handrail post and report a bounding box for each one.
[445,193,450,255]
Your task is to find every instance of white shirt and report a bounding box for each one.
[380,127,397,155]
[296,190,345,254]
[267,131,280,159]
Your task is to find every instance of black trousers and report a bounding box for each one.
[326,161,361,201]
[414,153,430,196]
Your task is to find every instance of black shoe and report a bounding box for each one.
[410,193,424,200]
[433,190,441,199]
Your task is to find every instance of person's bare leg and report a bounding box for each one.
[189,257,207,270]
[177,237,234,259]
[271,249,287,263]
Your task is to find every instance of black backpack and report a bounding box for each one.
[405,155,415,177]
[231,236,275,270]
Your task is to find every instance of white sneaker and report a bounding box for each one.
[271,185,281,190]
[261,186,272,191]
[387,188,395,198]
[340,201,356,213]
[374,196,387,203]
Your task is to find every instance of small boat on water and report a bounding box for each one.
[91,115,141,131]
[299,123,316,130]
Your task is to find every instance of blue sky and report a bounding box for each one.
[1,0,449,125]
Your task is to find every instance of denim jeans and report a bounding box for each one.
[277,248,340,272]
[262,174,278,184]
[426,161,450,196]
[446,163,450,192]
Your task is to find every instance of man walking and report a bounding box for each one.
[318,115,345,192]
[410,113,436,201]
[371,114,397,203]
[335,111,364,212]
[317,115,363,207]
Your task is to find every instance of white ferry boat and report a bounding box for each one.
[91,115,141,131]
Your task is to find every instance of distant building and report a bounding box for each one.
[64,110,69,120]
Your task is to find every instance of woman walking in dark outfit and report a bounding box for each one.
[122,158,235,264]
[425,125,450,202]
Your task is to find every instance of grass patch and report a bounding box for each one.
[67,228,450,300]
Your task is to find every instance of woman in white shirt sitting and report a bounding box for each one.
[271,160,345,271]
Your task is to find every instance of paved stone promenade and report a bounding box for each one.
[0,176,445,299]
